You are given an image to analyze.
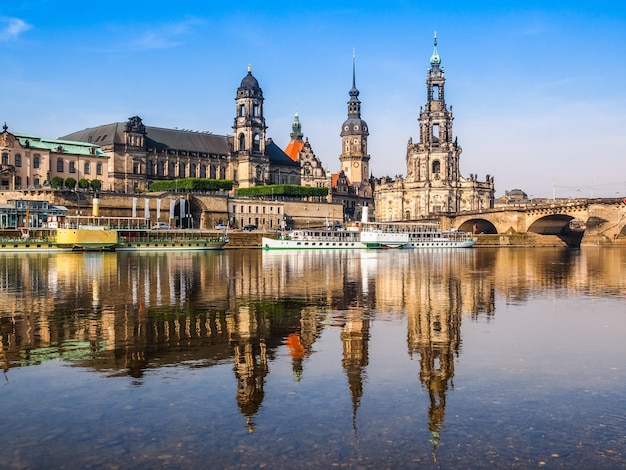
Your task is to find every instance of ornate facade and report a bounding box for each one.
[375,34,495,221]
[0,123,109,191]
[284,112,330,189]
[62,66,298,193]
[332,54,375,221]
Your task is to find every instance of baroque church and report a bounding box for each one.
[374,33,495,221]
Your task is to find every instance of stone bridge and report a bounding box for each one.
[443,198,626,245]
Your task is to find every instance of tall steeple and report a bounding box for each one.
[339,50,370,187]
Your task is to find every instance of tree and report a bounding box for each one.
[90,179,102,192]
[78,178,90,190]
[64,177,77,190]
[50,176,64,189]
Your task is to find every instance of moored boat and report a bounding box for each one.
[262,205,476,250]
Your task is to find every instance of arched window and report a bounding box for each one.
[432,160,441,174]
[253,134,260,152]
[15,154,21,167]
[84,162,90,174]
[210,164,216,179]
[189,163,196,178]
[157,161,164,176]
[96,163,102,175]
[1,152,8,165]
[146,160,153,176]
[178,162,186,178]
[239,134,246,151]
[168,162,175,176]
[33,154,41,168]
[200,164,207,178]
[57,158,64,172]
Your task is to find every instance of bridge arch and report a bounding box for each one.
[457,218,497,234]
[527,214,575,235]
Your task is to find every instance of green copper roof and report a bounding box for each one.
[430,31,441,66]
[12,132,107,158]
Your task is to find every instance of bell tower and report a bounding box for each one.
[339,52,370,187]
[233,65,268,188]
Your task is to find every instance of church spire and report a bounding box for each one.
[348,49,361,117]
[430,31,441,68]
[290,111,303,142]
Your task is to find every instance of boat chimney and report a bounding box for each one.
[361,203,369,223]
[93,194,100,217]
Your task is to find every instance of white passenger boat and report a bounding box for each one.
[262,206,476,250]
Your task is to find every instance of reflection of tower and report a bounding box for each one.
[408,300,461,460]
[340,309,370,433]
[232,306,269,432]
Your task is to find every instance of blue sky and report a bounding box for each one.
[2,1,625,198]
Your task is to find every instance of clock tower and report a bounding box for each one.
[339,52,370,187]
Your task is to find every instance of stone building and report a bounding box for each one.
[284,112,329,190]
[331,54,375,221]
[0,123,109,191]
[374,34,495,221]
[62,66,297,193]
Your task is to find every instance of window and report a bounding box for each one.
[146,160,153,176]
[190,163,196,177]
[239,134,245,151]
[1,152,8,165]
[96,163,102,175]
[84,162,90,174]
[253,134,260,152]
[432,124,439,142]
[69,161,76,173]
[15,154,21,167]
[34,154,40,168]
[168,162,175,176]
[253,104,259,117]
[239,104,245,117]
[157,161,164,176]
[57,158,64,172]
[432,160,440,174]
[433,84,439,100]
[200,164,207,178]
[178,162,185,178]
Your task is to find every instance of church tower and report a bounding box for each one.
[374,33,495,221]
[339,52,370,187]
[407,32,461,190]
[233,65,269,188]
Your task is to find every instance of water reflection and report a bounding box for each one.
[1,247,626,467]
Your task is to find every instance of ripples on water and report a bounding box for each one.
[0,247,625,469]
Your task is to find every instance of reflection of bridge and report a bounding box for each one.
[444,198,626,245]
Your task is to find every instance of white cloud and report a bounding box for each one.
[0,17,31,41]
[119,17,205,51]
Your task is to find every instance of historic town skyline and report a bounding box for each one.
[2,1,625,199]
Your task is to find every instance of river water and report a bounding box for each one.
[1,247,625,469]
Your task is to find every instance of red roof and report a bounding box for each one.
[284,139,304,162]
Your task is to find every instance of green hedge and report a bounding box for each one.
[148,178,233,192]
[236,184,328,198]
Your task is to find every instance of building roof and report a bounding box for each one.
[284,139,304,162]
[266,139,299,166]
[11,132,107,157]
[60,122,231,155]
